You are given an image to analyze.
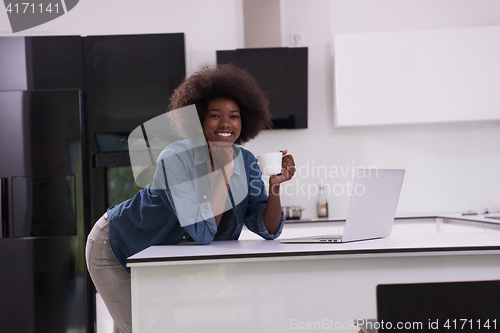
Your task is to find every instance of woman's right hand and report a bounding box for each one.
[207,140,234,173]
[207,140,234,220]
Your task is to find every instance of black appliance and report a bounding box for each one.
[0,90,87,333]
[81,33,186,218]
[217,47,308,129]
[0,32,185,332]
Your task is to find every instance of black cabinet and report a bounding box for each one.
[217,47,308,129]
[0,33,186,333]
[83,33,185,134]
[0,36,83,91]
[25,36,84,90]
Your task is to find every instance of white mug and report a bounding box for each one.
[256,152,282,176]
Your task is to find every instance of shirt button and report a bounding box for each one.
[182,236,186,239]
[203,195,207,199]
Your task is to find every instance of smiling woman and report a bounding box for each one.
[85,64,296,333]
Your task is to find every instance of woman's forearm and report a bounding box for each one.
[263,183,282,234]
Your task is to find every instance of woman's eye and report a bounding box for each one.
[210,114,220,118]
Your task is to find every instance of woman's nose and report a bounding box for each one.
[219,116,230,127]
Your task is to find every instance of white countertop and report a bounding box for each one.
[127,231,500,268]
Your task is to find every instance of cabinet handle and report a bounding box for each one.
[0,179,6,239]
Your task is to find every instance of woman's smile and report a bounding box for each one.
[216,132,233,138]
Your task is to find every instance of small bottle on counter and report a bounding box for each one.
[317,184,329,218]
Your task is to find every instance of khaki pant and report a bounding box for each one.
[86,214,132,333]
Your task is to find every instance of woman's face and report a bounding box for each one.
[202,97,242,143]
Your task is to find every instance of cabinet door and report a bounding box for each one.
[0,36,84,91]
[217,47,308,129]
[334,26,500,127]
[25,36,84,90]
[83,33,186,133]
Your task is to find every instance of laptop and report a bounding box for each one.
[279,169,405,243]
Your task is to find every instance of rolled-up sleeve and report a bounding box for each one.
[252,206,285,239]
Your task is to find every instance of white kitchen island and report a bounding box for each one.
[127,216,500,333]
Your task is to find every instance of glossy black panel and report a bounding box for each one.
[0,91,26,176]
[0,90,82,177]
[0,178,7,238]
[0,237,86,333]
[377,280,500,332]
[0,239,34,332]
[25,36,84,90]
[0,36,83,91]
[83,33,186,134]
[0,37,27,91]
[0,89,86,332]
[217,47,308,129]
[12,175,76,237]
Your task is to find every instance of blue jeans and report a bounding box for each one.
[86,214,132,333]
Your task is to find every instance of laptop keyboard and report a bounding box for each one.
[314,235,342,242]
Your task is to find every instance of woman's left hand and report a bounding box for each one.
[269,150,295,185]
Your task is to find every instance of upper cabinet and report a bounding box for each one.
[83,33,186,134]
[217,47,308,129]
[26,36,84,90]
[333,26,500,127]
[0,36,83,91]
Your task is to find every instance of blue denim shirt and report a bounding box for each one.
[107,139,285,272]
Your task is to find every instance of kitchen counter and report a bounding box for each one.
[127,232,500,266]
[127,216,500,333]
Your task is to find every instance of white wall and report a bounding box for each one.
[245,0,500,218]
[0,0,245,74]
[1,0,499,219]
